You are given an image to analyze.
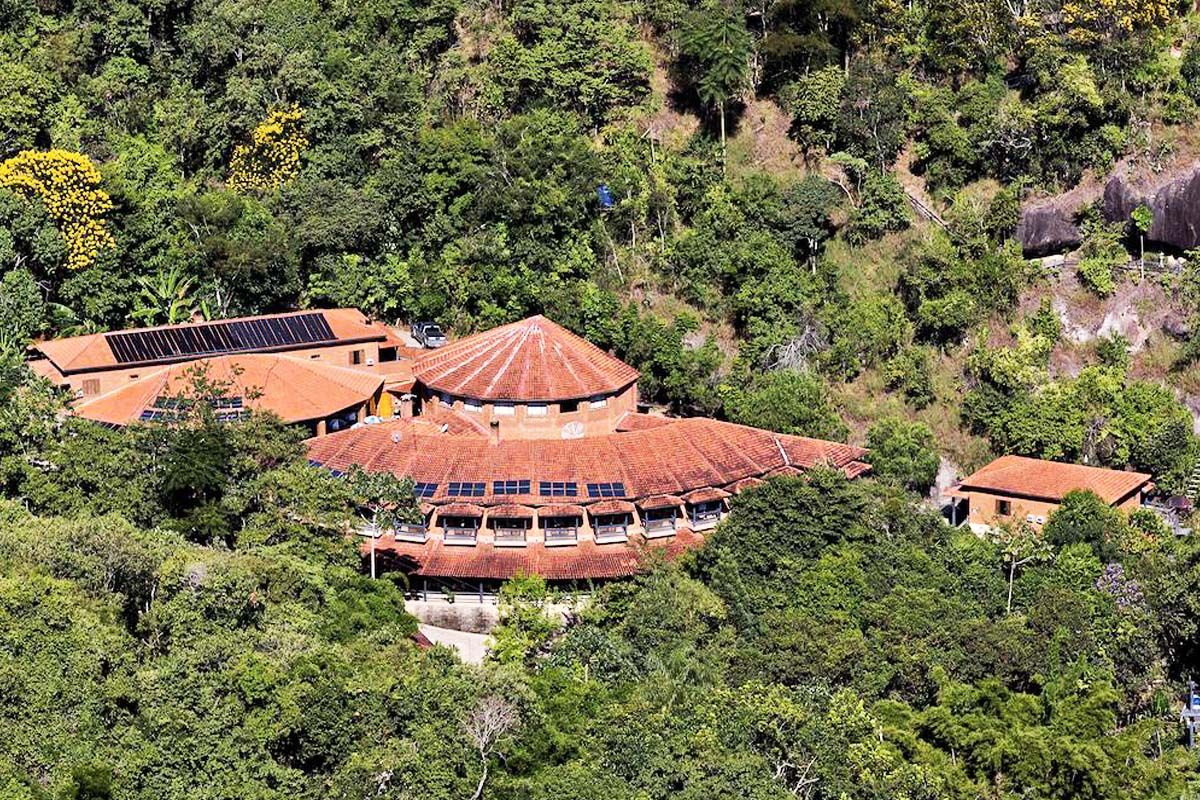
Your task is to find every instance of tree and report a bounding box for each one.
[989,519,1052,613]
[227,105,308,194]
[130,265,200,326]
[866,418,940,495]
[463,695,521,800]
[724,369,849,440]
[1043,489,1126,560]
[680,1,752,167]
[0,150,115,271]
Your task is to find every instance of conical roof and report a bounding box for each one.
[412,315,639,402]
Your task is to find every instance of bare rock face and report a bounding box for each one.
[1105,167,1200,251]
[1018,162,1200,255]
[1016,203,1084,256]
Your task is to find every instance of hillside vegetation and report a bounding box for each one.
[5,0,1200,796]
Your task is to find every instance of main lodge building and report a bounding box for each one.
[30,309,870,585]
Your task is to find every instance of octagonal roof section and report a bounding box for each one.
[412,315,639,402]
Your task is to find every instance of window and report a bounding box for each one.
[447,481,485,497]
[413,482,438,499]
[540,481,578,497]
[493,479,531,495]
[463,399,482,413]
[587,482,627,498]
[560,399,579,413]
[350,349,364,365]
[129,374,139,381]
[440,393,453,405]
[996,499,1012,517]
[527,403,548,417]
[310,354,320,359]
[589,395,608,409]
[494,402,515,416]
[82,379,100,396]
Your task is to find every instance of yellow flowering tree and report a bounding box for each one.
[227,105,308,193]
[1061,0,1172,44]
[0,149,115,271]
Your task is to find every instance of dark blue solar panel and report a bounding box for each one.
[413,482,438,499]
[106,312,336,364]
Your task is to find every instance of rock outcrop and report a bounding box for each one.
[1018,161,1200,255]
[1016,202,1084,256]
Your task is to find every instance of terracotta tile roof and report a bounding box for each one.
[73,354,383,425]
[437,503,485,517]
[33,308,389,373]
[637,494,683,510]
[958,455,1151,504]
[615,412,677,431]
[412,315,639,402]
[306,416,870,507]
[725,476,765,494]
[372,529,705,580]
[682,487,730,503]
[587,499,637,515]
[488,504,535,518]
[538,504,586,517]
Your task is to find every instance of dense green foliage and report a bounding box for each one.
[5,0,1200,796]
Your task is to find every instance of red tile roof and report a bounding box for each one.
[34,308,389,373]
[725,476,765,494]
[587,499,637,515]
[637,494,683,510]
[489,504,535,519]
[73,354,383,425]
[412,315,639,402]
[438,503,485,517]
[958,455,1151,504]
[683,487,730,503]
[373,529,706,580]
[306,416,869,507]
[616,412,677,431]
[538,504,586,518]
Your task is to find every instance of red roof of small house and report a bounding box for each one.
[306,416,870,507]
[371,529,705,580]
[412,315,639,402]
[958,455,1151,505]
[73,354,383,426]
[33,308,390,374]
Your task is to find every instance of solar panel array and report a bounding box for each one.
[138,395,248,424]
[447,481,486,497]
[107,312,336,364]
[587,482,627,498]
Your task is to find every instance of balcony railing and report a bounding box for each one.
[643,516,677,538]
[688,508,722,531]
[594,523,628,543]
[544,526,578,545]
[395,522,428,543]
[494,526,528,546]
[443,527,479,545]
